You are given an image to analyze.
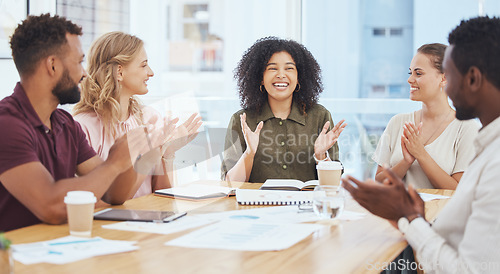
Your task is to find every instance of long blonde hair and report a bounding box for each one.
[73,31,144,138]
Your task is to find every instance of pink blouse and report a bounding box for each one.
[74,106,162,198]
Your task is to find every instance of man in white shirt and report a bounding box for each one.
[343,16,500,273]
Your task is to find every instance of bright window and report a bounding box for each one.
[0,0,497,183]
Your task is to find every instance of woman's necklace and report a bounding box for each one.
[419,109,453,146]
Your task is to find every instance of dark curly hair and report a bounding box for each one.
[10,13,82,77]
[448,16,500,90]
[234,37,323,114]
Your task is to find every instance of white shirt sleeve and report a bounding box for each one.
[405,161,500,273]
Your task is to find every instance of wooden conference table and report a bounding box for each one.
[5,181,453,274]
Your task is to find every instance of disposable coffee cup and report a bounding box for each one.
[64,191,97,237]
[316,161,343,186]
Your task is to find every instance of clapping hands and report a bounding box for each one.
[161,113,203,157]
[342,166,425,222]
[116,113,202,174]
[108,115,178,173]
[401,122,424,163]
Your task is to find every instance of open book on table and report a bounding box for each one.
[155,184,236,201]
[259,179,319,191]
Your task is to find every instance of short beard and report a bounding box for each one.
[52,69,81,105]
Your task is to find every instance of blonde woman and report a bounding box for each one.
[373,43,479,190]
[73,31,201,199]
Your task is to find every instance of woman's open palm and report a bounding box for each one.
[240,113,263,155]
[314,119,346,157]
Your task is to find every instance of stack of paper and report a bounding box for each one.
[12,236,138,264]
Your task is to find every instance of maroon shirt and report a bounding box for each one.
[0,83,96,231]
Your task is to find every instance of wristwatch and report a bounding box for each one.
[398,213,423,234]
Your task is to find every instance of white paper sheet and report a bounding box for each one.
[194,205,366,223]
[12,236,138,265]
[102,215,214,234]
[419,193,451,202]
[194,206,319,223]
[165,220,321,251]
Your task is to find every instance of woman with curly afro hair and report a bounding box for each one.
[222,37,346,183]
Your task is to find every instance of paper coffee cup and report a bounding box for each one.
[64,191,97,237]
[316,161,343,186]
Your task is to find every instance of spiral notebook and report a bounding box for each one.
[235,189,313,205]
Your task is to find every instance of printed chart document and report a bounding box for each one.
[155,184,236,200]
[195,206,321,223]
[102,216,214,235]
[260,179,319,191]
[12,236,137,265]
[165,220,322,251]
[194,205,366,223]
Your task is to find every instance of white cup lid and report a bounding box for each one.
[316,161,343,170]
[64,191,97,204]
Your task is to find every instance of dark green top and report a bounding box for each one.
[221,101,340,183]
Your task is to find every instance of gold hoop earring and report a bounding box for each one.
[260,85,265,93]
[295,83,301,92]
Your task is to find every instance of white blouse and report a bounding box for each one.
[372,112,479,189]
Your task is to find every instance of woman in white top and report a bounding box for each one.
[372,43,479,189]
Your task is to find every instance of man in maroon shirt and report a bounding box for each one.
[0,14,170,231]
